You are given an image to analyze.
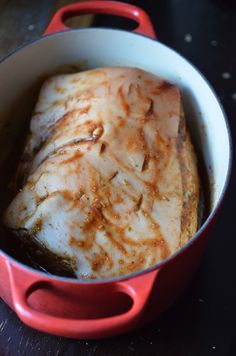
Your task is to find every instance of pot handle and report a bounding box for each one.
[8,262,159,338]
[44,0,157,39]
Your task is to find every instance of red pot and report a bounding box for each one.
[0,1,232,339]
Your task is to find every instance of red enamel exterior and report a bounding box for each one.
[0,1,230,339]
[44,0,157,39]
[0,224,213,339]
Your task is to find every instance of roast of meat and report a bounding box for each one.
[3,67,199,279]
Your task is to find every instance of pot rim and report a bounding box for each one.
[0,27,233,284]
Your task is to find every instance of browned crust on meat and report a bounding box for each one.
[178,103,199,246]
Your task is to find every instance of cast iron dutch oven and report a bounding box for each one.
[0,1,232,339]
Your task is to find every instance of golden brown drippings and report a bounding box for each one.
[69,236,85,248]
[100,142,106,154]
[123,251,146,273]
[158,81,174,92]
[118,85,130,116]
[146,98,154,116]
[104,230,127,255]
[54,85,66,94]
[133,194,143,212]
[97,243,113,269]
[29,218,42,235]
[69,232,95,251]
[90,252,106,271]
[59,149,82,165]
[142,155,149,171]
[108,171,118,181]
[152,81,174,96]
[134,83,143,99]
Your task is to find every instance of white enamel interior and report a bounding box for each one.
[0,28,231,211]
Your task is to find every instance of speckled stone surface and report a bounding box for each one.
[0,0,235,355]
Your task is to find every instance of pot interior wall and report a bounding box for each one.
[0,29,230,266]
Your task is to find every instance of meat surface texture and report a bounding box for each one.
[3,67,199,279]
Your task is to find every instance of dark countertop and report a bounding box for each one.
[0,0,235,355]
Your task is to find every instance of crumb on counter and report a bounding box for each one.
[210,40,218,46]
[184,33,192,43]
[27,24,35,31]
[222,72,231,79]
